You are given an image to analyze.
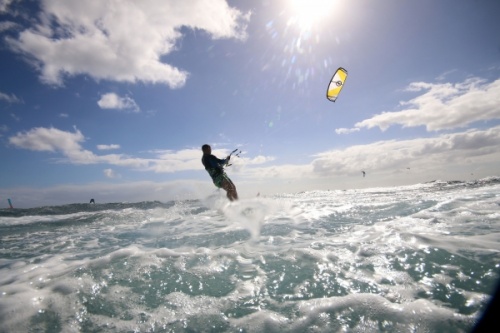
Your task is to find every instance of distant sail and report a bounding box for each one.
[326,67,348,102]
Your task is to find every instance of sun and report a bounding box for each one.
[288,0,337,32]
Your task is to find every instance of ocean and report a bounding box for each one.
[1,178,499,333]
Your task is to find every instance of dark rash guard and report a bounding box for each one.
[202,154,229,187]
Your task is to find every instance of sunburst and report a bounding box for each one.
[288,0,338,32]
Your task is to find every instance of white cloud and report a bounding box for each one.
[103,168,120,178]
[355,78,500,132]
[0,124,8,137]
[0,91,22,103]
[10,125,499,195]
[5,0,250,86]
[7,127,218,172]
[10,112,20,121]
[150,148,208,173]
[225,154,275,173]
[0,0,13,12]
[9,126,86,153]
[227,126,500,190]
[7,129,277,176]
[8,126,148,167]
[240,163,312,181]
[246,155,275,165]
[311,126,500,177]
[335,127,359,135]
[97,93,139,112]
[97,144,120,150]
[0,21,18,32]
[147,147,274,173]
[5,125,500,205]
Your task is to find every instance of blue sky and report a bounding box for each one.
[1,0,500,207]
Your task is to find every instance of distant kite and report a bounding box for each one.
[362,171,365,177]
[326,67,348,102]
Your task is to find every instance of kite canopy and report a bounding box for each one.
[326,67,348,102]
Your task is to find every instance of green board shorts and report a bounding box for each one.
[213,172,232,188]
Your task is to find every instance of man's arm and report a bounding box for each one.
[205,155,227,168]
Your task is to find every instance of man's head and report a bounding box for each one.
[202,144,211,154]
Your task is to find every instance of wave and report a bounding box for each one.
[0,200,177,218]
[0,176,499,332]
[1,176,498,219]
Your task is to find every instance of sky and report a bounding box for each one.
[1,0,500,208]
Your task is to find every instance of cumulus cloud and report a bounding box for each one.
[311,126,500,177]
[7,128,277,176]
[8,126,149,167]
[6,125,500,199]
[5,0,250,86]
[7,127,247,173]
[230,126,500,184]
[9,126,86,153]
[11,123,498,189]
[354,78,500,132]
[98,93,139,112]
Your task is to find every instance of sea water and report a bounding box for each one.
[1,178,499,333]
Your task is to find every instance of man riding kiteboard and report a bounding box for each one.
[201,144,239,201]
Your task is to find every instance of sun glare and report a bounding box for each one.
[289,0,337,31]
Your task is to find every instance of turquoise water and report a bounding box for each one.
[1,178,499,332]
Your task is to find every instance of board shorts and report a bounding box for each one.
[213,172,232,188]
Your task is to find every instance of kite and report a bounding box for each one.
[326,67,348,102]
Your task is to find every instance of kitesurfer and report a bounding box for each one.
[89,198,95,204]
[202,144,238,201]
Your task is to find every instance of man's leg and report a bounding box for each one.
[221,178,238,201]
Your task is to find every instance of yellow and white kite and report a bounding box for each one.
[326,67,348,102]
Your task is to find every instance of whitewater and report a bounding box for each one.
[1,178,499,333]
